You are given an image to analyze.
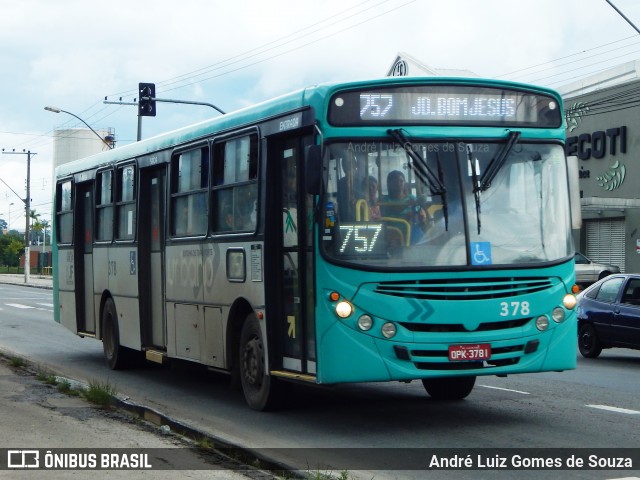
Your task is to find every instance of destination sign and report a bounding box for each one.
[328,85,561,128]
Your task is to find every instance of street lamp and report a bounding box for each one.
[44,106,114,149]
[9,202,13,230]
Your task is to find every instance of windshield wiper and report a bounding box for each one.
[476,130,521,193]
[387,128,449,230]
[468,145,482,234]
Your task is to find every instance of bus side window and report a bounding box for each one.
[95,169,114,242]
[170,147,209,237]
[212,134,258,233]
[56,180,74,244]
[116,165,136,241]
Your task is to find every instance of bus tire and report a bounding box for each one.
[422,376,476,400]
[239,314,284,411]
[578,323,602,358]
[102,298,128,370]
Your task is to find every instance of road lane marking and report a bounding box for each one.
[37,303,54,308]
[478,385,530,395]
[5,303,34,309]
[587,405,640,415]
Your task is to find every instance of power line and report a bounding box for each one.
[497,35,639,79]
[106,0,413,99]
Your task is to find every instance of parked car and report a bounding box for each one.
[576,273,640,358]
[574,252,620,285]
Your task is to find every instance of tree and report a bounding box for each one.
[32,218,50,246]
[29,209,41,245]
[0,232,24,267]
[0,218,7,234]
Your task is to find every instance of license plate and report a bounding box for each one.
[448,344,491,361]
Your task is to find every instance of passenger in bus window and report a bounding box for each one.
[361,176,381,220]
[336,155,364,221]
[380,170,427,222]
[217,193,234,231]
[380,170,428,245]
[234,186,257,231]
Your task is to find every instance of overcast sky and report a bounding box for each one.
[1,0,640,230]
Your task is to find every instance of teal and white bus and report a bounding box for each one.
[53,76,580,410]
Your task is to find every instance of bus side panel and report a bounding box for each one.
[203,306,225,368]
[165,243,205,303]
[165,243,205,361]
[92,246,109,338]
[56,247,77,332]
[107,245,141,350]
[202,241,267,368]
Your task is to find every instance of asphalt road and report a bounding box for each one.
[0,280,639,480]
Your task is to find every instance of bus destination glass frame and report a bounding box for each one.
[328,85,562,128]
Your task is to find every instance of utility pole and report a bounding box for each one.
[1,149,35,284]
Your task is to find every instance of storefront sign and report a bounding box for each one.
[566,126,627,160]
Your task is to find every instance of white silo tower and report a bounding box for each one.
[52,127,115,169]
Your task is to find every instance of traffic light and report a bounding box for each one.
[138,83,156,117]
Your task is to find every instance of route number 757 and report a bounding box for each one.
[360,94,393,118]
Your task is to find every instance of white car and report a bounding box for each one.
[574,252,620,285]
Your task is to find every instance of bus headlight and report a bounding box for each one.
[563,294,577,309]
[551,307,565,323]
[535,315,549,331]
[357,315,373,331]
[335,301,353,318]
[381,322,397,338]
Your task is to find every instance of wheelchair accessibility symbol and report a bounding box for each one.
[471,242,492,265]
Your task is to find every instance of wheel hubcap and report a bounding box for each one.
[243,335,264,387]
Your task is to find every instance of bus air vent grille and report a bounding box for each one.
[399,317,530,333]
[373,277,552,300]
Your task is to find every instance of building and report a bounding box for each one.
[20,246,52,274]
[52,128,115,169]
[561,60,640,273]
[386,52,478,78]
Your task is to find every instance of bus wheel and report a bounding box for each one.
[239,314,283,411]
[102,298,128,370]
[422,376,476,400]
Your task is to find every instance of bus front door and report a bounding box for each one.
[269,135,316,376]
[139,167,167,353]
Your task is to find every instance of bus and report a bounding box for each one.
[53,76,581,411]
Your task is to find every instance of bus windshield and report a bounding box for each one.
[321,140,573,269]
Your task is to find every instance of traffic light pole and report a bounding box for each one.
[136,96,226,141]
[105,84,225,141]
[140,96,226,115]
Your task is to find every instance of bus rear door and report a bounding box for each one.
[75,181,96,334]
[138,165,167,356]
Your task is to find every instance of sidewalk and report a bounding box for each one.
[0,356,255,478]
[0,273,53,289]
[0,274,271,478]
